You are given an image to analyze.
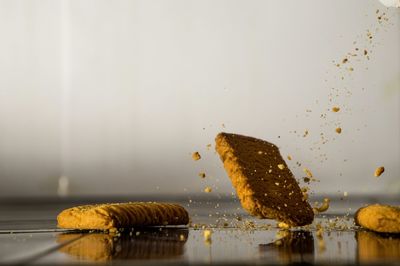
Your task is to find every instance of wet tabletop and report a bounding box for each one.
[0,195,399,265]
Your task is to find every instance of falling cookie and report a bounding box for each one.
[215,132,314,226]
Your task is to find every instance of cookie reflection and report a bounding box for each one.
[259,230,314,263]
[57,228,188,262]
[356,231,400,262]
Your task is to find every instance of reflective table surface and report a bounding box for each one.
[0,195,399,265]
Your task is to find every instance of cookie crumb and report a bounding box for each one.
[374,166,384,177]
[192,152,201,161]
[314,198,330,213]
[335,127,342,134]
[287,155,292,160]
[199,172,206,178]
[332,106,340,112]
[204,187,212,193]
[303,168,313,178]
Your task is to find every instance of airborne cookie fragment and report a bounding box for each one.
[355,204,400,233]
[215,132,314,226]
[57,202,189,230]
[192,152,201,161]
[374,166,384,177]
[313,198,330,213]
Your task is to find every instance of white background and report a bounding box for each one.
[0,0,399,197]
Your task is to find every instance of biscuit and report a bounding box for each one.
[215,132,314,226]
[355,204,400,233]
[57,202,189,230]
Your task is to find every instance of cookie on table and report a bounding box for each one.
[57,202,189,230]
[215,132,314,226]
[355,204,400,233]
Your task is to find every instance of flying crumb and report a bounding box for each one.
[344,191,348,197]
[303,177,311,183]
[277,164,285,170]
[374,166,385,177]
[206,144,212,149]
[314,198,330,213]
[303,168,313,178]
[332,106,340,112]
[192,152,201,161]
[204,187,212,193]
[199,172,206,178]
[287,155,292,160]
[303,130,309,137]
[348,67,354,71]
[203,229,212,244]
[335,127,342,134]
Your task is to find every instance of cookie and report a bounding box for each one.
[355,204,400,233]
[57,202,189,230]
[215,132,314,226]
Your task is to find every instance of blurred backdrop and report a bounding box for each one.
[0,0,399,198]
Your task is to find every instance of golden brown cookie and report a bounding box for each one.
[57,202,189,230]
[355,204,400,233]
[215,132,314,226]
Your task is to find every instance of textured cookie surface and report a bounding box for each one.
[57,202,189,230]
[215,132,314,226]
[355,204,400,233]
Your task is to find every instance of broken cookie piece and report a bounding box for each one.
[57,202,189,230]
[374,166,385,177]
[192,152,201,161]
[355,204,400,233]
[215,132,314,226]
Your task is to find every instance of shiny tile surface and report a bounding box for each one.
[0,196,399,265]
